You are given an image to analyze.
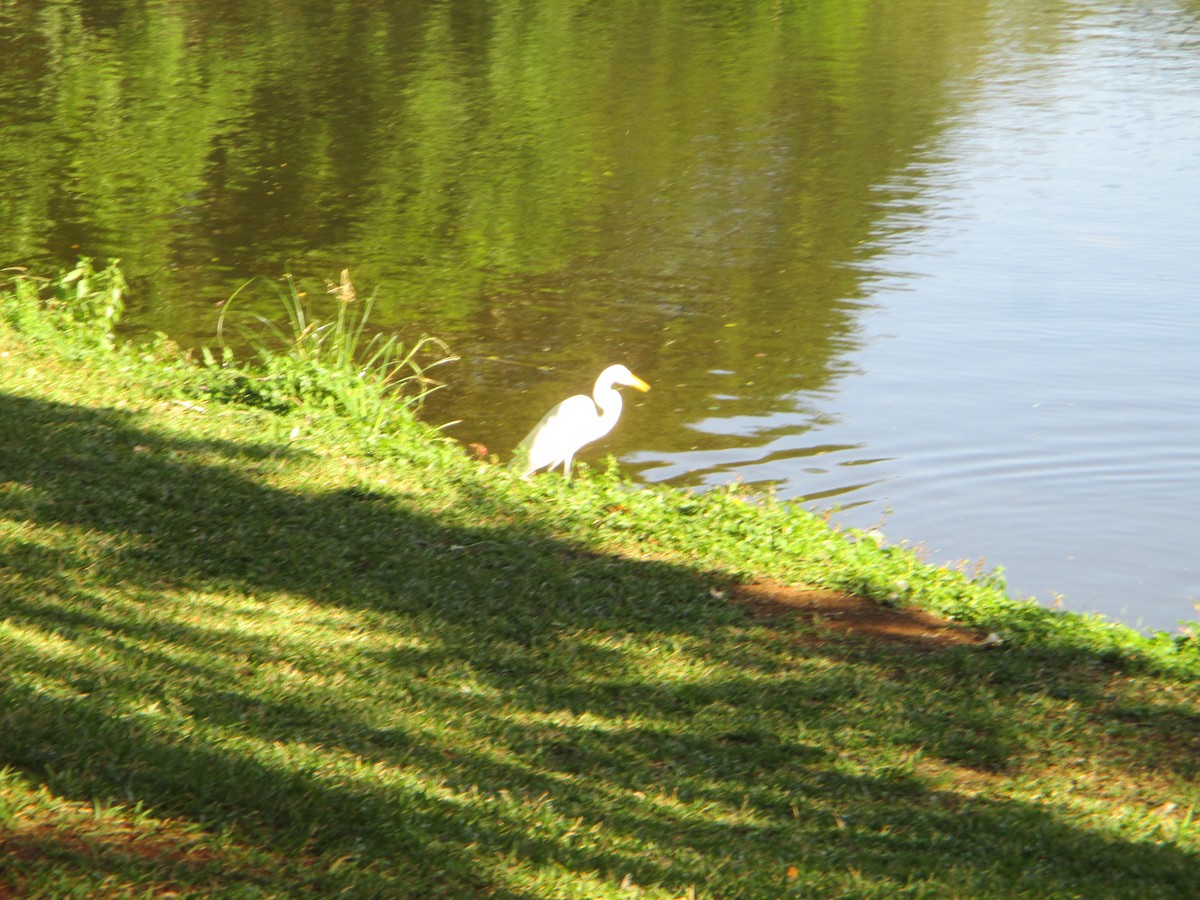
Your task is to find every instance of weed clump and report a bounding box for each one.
[191,269,457,435]
[2,258,126,354]
[2,261,456,442]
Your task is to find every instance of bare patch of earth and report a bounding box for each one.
[729,580,987,648]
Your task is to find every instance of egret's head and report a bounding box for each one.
[604,364,651,393]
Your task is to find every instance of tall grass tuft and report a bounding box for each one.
[195,269,457,434]
[1,258,126,353]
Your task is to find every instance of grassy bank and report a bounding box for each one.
[2,264,1198,897]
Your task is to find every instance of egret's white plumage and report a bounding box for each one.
[513,364,650,478]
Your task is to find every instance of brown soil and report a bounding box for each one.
[728,579,988,649]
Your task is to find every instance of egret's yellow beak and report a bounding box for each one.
[629,374,651,392]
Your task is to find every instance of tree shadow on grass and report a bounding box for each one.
[1,391,1198,896]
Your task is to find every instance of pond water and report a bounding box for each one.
[2,0,1198,631]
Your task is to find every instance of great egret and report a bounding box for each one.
[512,364,651,479]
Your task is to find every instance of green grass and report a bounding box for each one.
[187,268,456,435]
[2,263,1199,897]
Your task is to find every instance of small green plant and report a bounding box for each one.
[1,258,126,352]
[193,269,457,433]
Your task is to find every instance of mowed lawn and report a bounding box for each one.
[2,310,1199,897]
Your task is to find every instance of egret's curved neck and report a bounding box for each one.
[592,382,624,435]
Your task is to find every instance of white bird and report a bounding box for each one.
[512,364,651,479]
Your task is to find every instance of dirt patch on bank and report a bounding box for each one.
[729,580,987,649]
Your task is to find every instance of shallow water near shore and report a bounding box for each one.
[2,0,1198,629]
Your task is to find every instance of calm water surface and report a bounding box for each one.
[631,2,1200,628]
[2,0,1197,629]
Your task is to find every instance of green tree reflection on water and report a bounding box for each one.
[1,1,1008,453]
